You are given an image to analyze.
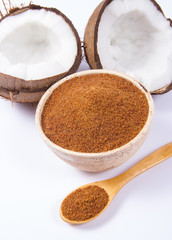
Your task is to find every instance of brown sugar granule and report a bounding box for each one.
[61,185,109,221]
[41,73,149,153]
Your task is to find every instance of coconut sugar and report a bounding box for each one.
[61,185,109,221]
[41,73,149,153]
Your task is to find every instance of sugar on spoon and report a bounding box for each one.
[60,142,172,224]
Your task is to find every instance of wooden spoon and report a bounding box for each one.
[60,142,172,224]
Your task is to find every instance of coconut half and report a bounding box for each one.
[0,4,82,102]
[84,0,172,94]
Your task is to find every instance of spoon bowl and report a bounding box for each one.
[60,142,172,224]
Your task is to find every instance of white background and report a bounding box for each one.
[0,0,172,239]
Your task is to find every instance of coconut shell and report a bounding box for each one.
[84,0,172,94]
[0,4,82,102]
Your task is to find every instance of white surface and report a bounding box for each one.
[0,0,172,240]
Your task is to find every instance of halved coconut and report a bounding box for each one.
[0,4,82,102]
[84,0,172,94]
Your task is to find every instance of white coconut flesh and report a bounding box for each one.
[97,0,172,91]
[0,9,77,80]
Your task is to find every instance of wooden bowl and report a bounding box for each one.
[35,70,154,172]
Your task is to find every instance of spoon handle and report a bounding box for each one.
[117,142,172,188]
